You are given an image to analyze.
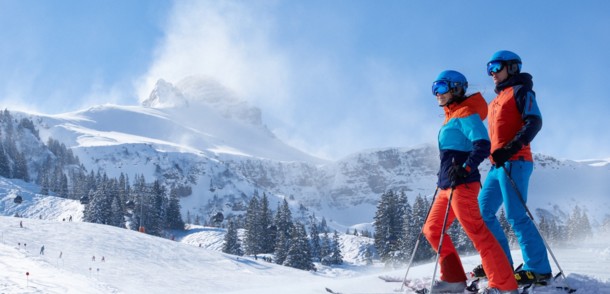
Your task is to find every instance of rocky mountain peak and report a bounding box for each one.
[142,76,263,126]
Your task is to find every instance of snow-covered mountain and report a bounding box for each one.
[10,76,610,229]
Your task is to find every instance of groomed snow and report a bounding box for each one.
[2,210,610,293]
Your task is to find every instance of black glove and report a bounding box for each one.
[492,140,523,167]
[448,164,470,184]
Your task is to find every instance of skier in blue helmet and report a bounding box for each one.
[425,70,518,294]
[431,70,468,105]
[487,50,522,76]
[473,50,552,287]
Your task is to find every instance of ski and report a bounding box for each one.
[378,275,405,283]
[519,283,577,294]
[470,274,577,294]
[324,287,403,294]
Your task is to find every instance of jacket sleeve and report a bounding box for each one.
[459,114,491,170]
[514,88,543,145]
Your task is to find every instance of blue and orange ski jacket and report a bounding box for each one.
[488,73,542,164]
[437,92,490,189]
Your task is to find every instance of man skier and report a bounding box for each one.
[475,50,552,285]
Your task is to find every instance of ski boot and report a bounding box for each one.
[514,269,553,286]
[429,280,466,293]
[471,264,486,278]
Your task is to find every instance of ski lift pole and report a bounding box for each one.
[428,184,455,294]
[501,165,572,290]
[400,187,439,291]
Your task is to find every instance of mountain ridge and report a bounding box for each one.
[6,76,610,229]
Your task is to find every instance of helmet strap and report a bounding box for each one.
[507,62,520,75]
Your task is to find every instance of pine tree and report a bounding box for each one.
[0,143,10,178]
[283,222,315,271]
[602,215,610,233]
[147,180,166,236]
[309,214,321,262]
[83,189,106,224]
[364,245,373,265]
[39,174,50,195]
[567,205,592,241]
[244,195,262,255]
[538,213,560,244]
[109,195,124,227]
[579,208,593,239]
[259,193,275,253]
[330,230,343,265]
[397,192,415,263]
[166,188,185,230]
[274,227,290,265]
[222,219,243,256]
[411,194,434,262]
[319,217,328,233]
[399,194,414,262]
[374,189,410,264]
[320,230,331,262]
[130,174,147,231]
[374,190,403,262]
[274,199,294,264]
[13,150,29,181]
[59,173,69,197]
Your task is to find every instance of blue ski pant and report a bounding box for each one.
[478,160,552,274]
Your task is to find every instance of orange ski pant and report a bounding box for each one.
[423,184,518,291]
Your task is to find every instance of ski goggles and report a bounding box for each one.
[432,80,451,95]
[487,61,504,75]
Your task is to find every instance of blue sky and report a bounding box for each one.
[1,0,609,161]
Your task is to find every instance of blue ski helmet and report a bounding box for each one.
[432,70,468,96]
[488,50,522,75]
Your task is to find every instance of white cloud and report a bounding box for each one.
[137,1,292,110]
[135,1,446,160]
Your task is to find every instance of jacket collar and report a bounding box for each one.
[495,72,533,93]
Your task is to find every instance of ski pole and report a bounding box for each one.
[501,165,572,290]
[428,184,455,294]
[400,187,439,291]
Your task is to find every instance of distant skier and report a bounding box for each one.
[69,215,73,222]
[476,50,552,286]
[101,256,105,262]
[92,255,96,262]
[424,70,518,294]
[19,220,23,228]
[40,245,45,255]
